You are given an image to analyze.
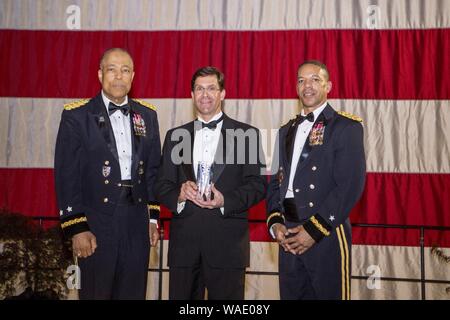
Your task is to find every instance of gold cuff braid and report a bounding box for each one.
[266,212,284,225]
[61,217,87,229]
[310,216,330,236]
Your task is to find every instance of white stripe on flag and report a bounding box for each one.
[1,0,449,30]
[1,97,449,174]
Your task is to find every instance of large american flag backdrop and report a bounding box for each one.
[0,0,449,299]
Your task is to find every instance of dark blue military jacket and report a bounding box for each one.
[54,93,161,238]
[266,104,366,242]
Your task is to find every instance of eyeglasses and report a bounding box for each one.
[193,86,221,95]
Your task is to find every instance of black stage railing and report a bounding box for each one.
[31,216,450,300]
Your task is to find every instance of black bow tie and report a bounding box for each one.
[201,114,224,130]
[108,102,130,116]
[299,112,314,123]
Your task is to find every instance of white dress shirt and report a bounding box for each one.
[270,102,328,238]
[102,92,157,225]
[102,91,132,180]
[177,112,224,214]
[285,102,327,198]
[193,112,223,178]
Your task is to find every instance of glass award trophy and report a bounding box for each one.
[196,161,213,201]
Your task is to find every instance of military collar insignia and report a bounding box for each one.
[96,115,106,128]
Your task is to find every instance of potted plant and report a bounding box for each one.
[0,210,73,299]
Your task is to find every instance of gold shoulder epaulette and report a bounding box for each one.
[284,116,297,127]
[64,99,90,110]
[337,111,363,123]
[133,99,157,111]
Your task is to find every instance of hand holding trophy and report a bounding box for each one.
[196,161,213,201]
[193,161,224,209]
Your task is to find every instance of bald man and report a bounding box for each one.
[55,48,161,299]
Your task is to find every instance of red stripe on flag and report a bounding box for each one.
[1,29,449,99]
[2,169,449,246]
[351,225,450,247]
[351,172,450,227]
[0,168,57,218]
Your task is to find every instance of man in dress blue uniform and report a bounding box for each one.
[54,48,161,299]
[266,60,366,300]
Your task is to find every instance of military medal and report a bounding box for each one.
[133,113,146,137]
[309,122,325,146]
[102,165,111,177]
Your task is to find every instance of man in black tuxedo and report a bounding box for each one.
[54,48,161,299]
[155,66,266,300]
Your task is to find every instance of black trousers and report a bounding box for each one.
[279,250,317,300]
[169,262,245,300]
[78,203,150,300]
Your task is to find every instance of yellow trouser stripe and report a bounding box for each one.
[336,225,350,300]
[336,226,346,300]
[340,224,351,300]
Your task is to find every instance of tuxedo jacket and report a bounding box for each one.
[155,114,266,268]
[54,93,161,239]
[266,104,366,271]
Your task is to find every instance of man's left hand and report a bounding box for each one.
[149,222,160,247]
[192,184,224,209]
[282,225,316,255]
